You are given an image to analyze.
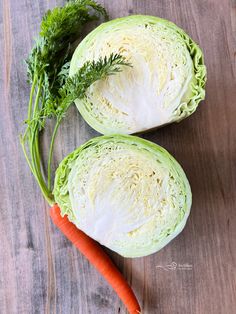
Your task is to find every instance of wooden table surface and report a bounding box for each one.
[1,0,236,313]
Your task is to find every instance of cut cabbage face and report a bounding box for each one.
[53,135,191,257]
[70,15,206,134]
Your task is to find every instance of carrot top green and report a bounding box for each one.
[20,0,129,204]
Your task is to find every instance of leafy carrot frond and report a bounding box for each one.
[20,0,130,205]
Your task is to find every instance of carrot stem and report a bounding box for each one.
[47,118,60,190]
[50,204,141,314]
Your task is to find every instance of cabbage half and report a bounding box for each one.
[53,135,191,257]
[70,15,206,134]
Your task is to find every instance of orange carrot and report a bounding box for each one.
[50,204,141,314]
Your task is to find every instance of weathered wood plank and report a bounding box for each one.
[0,0,235,313]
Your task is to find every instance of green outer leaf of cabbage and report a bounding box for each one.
[70,15,207,134]
[53,134,192,257]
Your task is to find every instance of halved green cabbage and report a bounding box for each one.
[53,135,191,257]
[70,15,206,134]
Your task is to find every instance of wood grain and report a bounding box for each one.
[0,0,236,313]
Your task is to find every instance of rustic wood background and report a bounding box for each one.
[1,0,236,313]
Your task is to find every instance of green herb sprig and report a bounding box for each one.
[20,0,130,205]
